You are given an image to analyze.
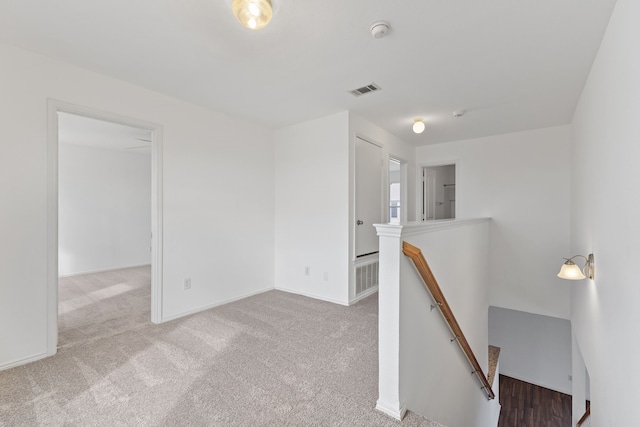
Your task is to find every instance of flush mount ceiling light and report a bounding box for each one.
[557,254,595,280]
[232,0,273,30]
[413,119,425,134]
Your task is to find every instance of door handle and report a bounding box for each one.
[357,220,364,225]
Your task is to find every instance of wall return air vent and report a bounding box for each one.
[355,260,379,296]
[348,83,381,97]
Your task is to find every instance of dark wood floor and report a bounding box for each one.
[497,375,572,427]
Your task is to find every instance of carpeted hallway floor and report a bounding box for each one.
[0,267,441,426]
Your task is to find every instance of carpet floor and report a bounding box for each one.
[0,267,441,426]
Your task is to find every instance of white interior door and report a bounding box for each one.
[355,137,382,257]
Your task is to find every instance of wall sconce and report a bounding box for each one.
[557,254,594,280]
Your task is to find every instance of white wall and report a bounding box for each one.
[488,306,572,394]
[416,126,572,319]
[59,144,151,275]
[349,113,417,225]
[570,0,640,424]
[274,112,417,305]
[348,114,416,303]
[274,112,351,305]
[572,330,588,424]
[0,42,275,369]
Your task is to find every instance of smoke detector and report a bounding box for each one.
[453,110,465,118]
[370,21,391,39]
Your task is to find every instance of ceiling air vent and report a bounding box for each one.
[348,83,381,97]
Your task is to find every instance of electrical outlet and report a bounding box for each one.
[568,374,572,381]
[305,266,310,276]
[184,278,191,290]
[323,272,329,281]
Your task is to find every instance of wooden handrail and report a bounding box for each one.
[402,241,495,400]
[577,406,591,427]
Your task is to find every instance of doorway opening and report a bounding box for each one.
[388,158,408,224]
[422,164,456,221]
[47,101,163,356]
[389,159,401,224]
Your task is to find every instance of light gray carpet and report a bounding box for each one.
[1,267,442,426]
[57,266,152,350]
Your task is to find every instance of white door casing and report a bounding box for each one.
[47,99,163,357]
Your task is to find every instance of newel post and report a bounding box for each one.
[374,223,406,420]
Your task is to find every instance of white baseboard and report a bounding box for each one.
[274,286,349,306]
[0,352,49,372]
[59,263,152,277]
[160,286,275,323]
[375,399,407,420]
[349,286,378,305]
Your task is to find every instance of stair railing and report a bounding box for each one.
[402,241,495,400]
[577,407,591,427]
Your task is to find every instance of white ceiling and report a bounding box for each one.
[58,112,152,152]
[0,0,617,145]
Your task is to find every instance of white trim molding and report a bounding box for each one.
[58,264,152,278]
[161,287,275,322]
[375,217,491,238]
[0,352,50,372]
[376,399,407,421]
[349,286,378,305]
[274,286,350,307]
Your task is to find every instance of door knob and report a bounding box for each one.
[357,220,364,225]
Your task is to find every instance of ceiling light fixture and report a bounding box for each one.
[232,0,273,30]
[413,119,425,134]
[557,254,595,280]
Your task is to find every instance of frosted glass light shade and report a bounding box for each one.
[557,260,586,280]
[232,0,273,30]
[413,119,425,134]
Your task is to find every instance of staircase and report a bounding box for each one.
[403,241,496,400]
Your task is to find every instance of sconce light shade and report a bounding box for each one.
[557,260,586,280]
[232,0,273,30]
[557,254,594,280]
[413,119,425,134]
